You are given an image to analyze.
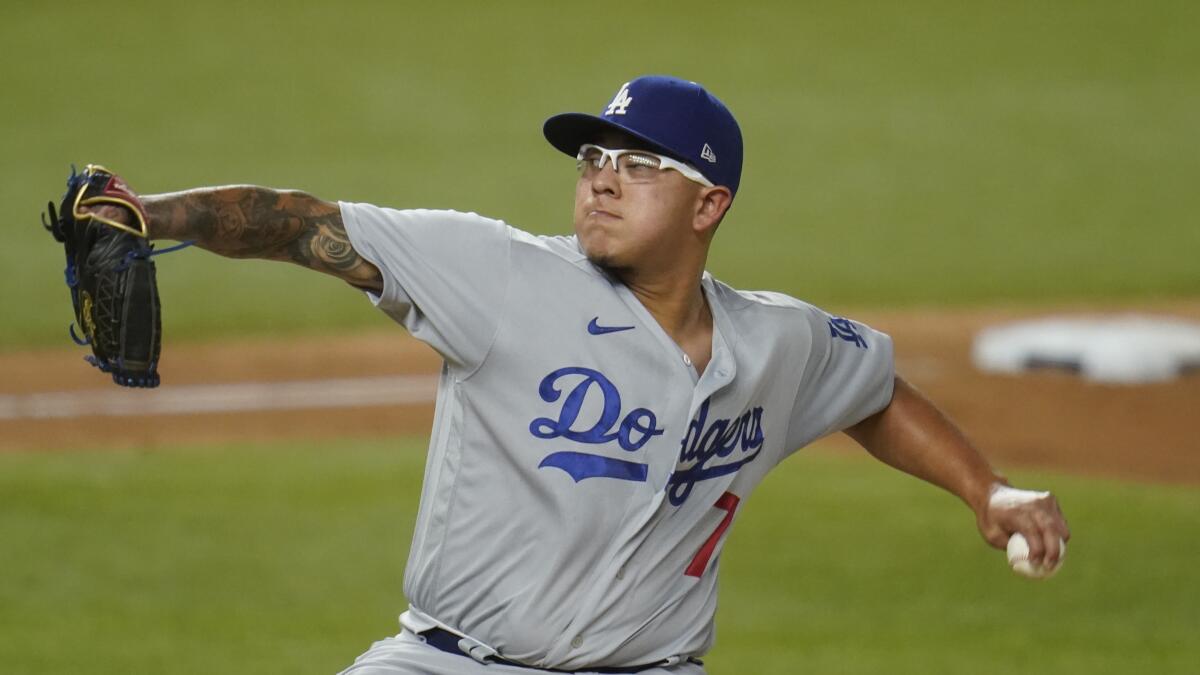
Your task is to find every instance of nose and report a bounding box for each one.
[588,161,620,197]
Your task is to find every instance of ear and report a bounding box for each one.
[693,186,733,236]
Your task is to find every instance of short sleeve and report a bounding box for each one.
[784,307,896,453]
[339,202,511,370]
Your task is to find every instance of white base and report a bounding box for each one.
[972,315,1200,384]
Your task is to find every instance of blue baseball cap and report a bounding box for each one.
[543,75,743,197]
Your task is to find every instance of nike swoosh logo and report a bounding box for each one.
[587,317,636,335]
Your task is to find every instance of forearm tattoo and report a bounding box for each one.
[143,187,383,291]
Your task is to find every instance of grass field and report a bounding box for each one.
[1,438,1196,675]
[3,1,1198,347]
[4,2,1198,674]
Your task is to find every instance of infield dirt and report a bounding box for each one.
[3,302,1198,486]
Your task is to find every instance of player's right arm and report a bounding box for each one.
[844,377,1070,566]
[140,187,383,292]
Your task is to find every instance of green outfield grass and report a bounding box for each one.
[1,438,1196,674]
[3,1,1199,347]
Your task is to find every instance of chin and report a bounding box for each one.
[585,251,633,277]
[579,241,619,273]
[585,250,614,269]
[580,241,611,268]
[577,228,631,274]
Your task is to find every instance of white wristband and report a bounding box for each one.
[988,484,1049,510]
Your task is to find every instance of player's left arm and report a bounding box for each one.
[844,376,1070,566]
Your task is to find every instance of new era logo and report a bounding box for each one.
[700,143,717,163]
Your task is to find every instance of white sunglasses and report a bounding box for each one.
[576,144,714,188]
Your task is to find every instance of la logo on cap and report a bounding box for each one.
[605,82,633,116]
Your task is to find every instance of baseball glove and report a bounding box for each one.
[43,165,164,387]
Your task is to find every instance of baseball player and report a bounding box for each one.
[80,75,1069,673]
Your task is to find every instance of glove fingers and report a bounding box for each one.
[118,257,161,367]
[43,201,57,233]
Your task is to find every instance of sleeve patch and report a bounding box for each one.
[828,317,869,349]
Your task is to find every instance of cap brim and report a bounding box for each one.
[543,113,682,161]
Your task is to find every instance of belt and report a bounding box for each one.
[418,627,699,673]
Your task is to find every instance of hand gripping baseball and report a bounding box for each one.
[979,484,1071,578]
[42,165,181,388]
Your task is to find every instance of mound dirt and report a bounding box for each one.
[3,301,1198,485]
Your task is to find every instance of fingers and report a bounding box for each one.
[1027,494,1069,566]
[1039,525,1062,567]
[1022,520,1047,562]
[1043,498,1069,566]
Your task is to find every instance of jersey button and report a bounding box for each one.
[682,354,693,367]
[571,635,584,649]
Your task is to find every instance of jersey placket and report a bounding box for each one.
[539,277,737,666]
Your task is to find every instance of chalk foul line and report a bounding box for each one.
[0,375,439,421]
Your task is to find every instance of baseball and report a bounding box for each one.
[1006,533,1065,579]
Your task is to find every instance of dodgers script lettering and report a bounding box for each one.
[530,369,766,498]
[531,367,664,482]
[667,399,765,505]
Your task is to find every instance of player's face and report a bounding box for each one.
[573,132,706,274]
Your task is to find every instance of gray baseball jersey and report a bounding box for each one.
[340,202,895,670]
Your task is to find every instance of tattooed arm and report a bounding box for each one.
[140,187,383,292]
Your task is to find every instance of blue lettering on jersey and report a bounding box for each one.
[828,317,868,349]
[667,399,765,506]
[538,451,649,482]
[531,366,664,482]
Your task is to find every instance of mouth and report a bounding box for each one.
[586,208,620,220]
